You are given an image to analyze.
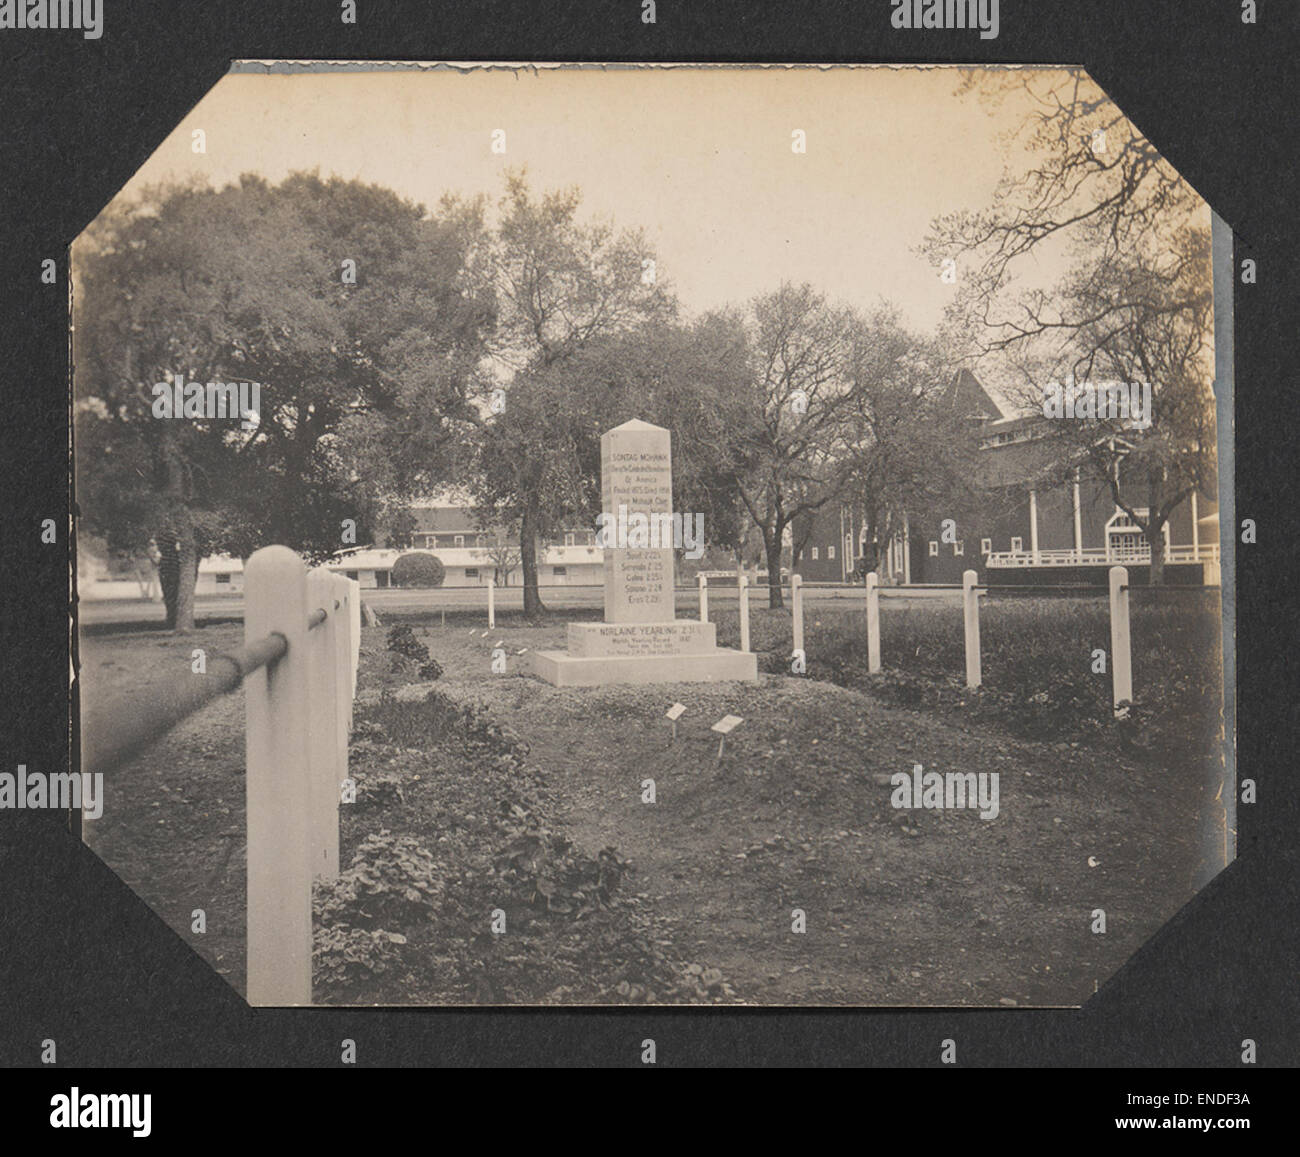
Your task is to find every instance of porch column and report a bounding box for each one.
[1072,469,1083,559]
[1191,491,1200,557]
[1029,490,1040,564]
[839,506,848,583]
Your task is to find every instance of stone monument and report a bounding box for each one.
[530,419,758,687]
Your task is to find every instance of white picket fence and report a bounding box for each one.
[696,567,1137,717]
[243,546,360,1006]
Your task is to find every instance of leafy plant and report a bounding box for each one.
[492,833,629,917]
[385,624,430,663]
[315,830,446,930]
[314,926,410,992]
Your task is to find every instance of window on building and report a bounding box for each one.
[980,538,991,555]
[453,535,465,548]
[346,571,358,581]
[810,547,819,560]
[828,545,836,559]
[553,566,567,576]
[465,568,479,579]
[564,532,575,547]
[954,541,964,556]
[215,573,231,584]
[928,541,939,557]
[1011,536,1023,553]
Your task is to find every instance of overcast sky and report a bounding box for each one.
[105,63,1104,340]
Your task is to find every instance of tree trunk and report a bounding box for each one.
[175,532,198,632]
[158,532,180,630]
[862,507,881,578]
[520,505,546,618]
[160,425,198,631]
[1147,521,1166,586]
[1147,470,1167,586]
[764,532,784,609]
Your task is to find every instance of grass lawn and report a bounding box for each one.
[77,591,1227,1006]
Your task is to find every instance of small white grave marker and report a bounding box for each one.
[666,701,686,741]
[711,714,744,761]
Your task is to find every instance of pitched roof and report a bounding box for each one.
[943,367,1005,422]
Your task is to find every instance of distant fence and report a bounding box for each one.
[414,567,1202,717]
[82,545,360,1007]
[680,567,1209,719]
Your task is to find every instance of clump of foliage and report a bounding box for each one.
[391,551,446,588]
[352,768,407,813]
[493,833,629,917]
[385,623,429,663]
[316,831,446,928]
[314,926,411,991]
[313,831,447,995]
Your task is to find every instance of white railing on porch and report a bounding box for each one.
[985,543,1221,569]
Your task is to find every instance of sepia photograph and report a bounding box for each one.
[71,62,1231,1008]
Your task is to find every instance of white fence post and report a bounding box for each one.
[487,575,495,630]
[698,574,709,622]
[865,571,881,674]
[332,572,352,823]
[962,569,981,690]
[244,546,314,1006]
[306,568,340,882]
[347,578,361,707]
[738,573,750,653]
[791,573,804,657]
[1109,565,1133,717]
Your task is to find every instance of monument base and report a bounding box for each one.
[530,648,758,687]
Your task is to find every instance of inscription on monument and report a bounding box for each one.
[601,422,676,623]
[530,418,757,687]
[568,620,715,658]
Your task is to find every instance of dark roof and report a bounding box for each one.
[409,506,484,534]
[943,367,1004,422]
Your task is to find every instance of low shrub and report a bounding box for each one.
[385,624,429,663]
[391,551,446,588]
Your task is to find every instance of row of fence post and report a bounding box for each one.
[742,565,1135,716]
[484,569,1129,711]
[245,546,360,1007]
